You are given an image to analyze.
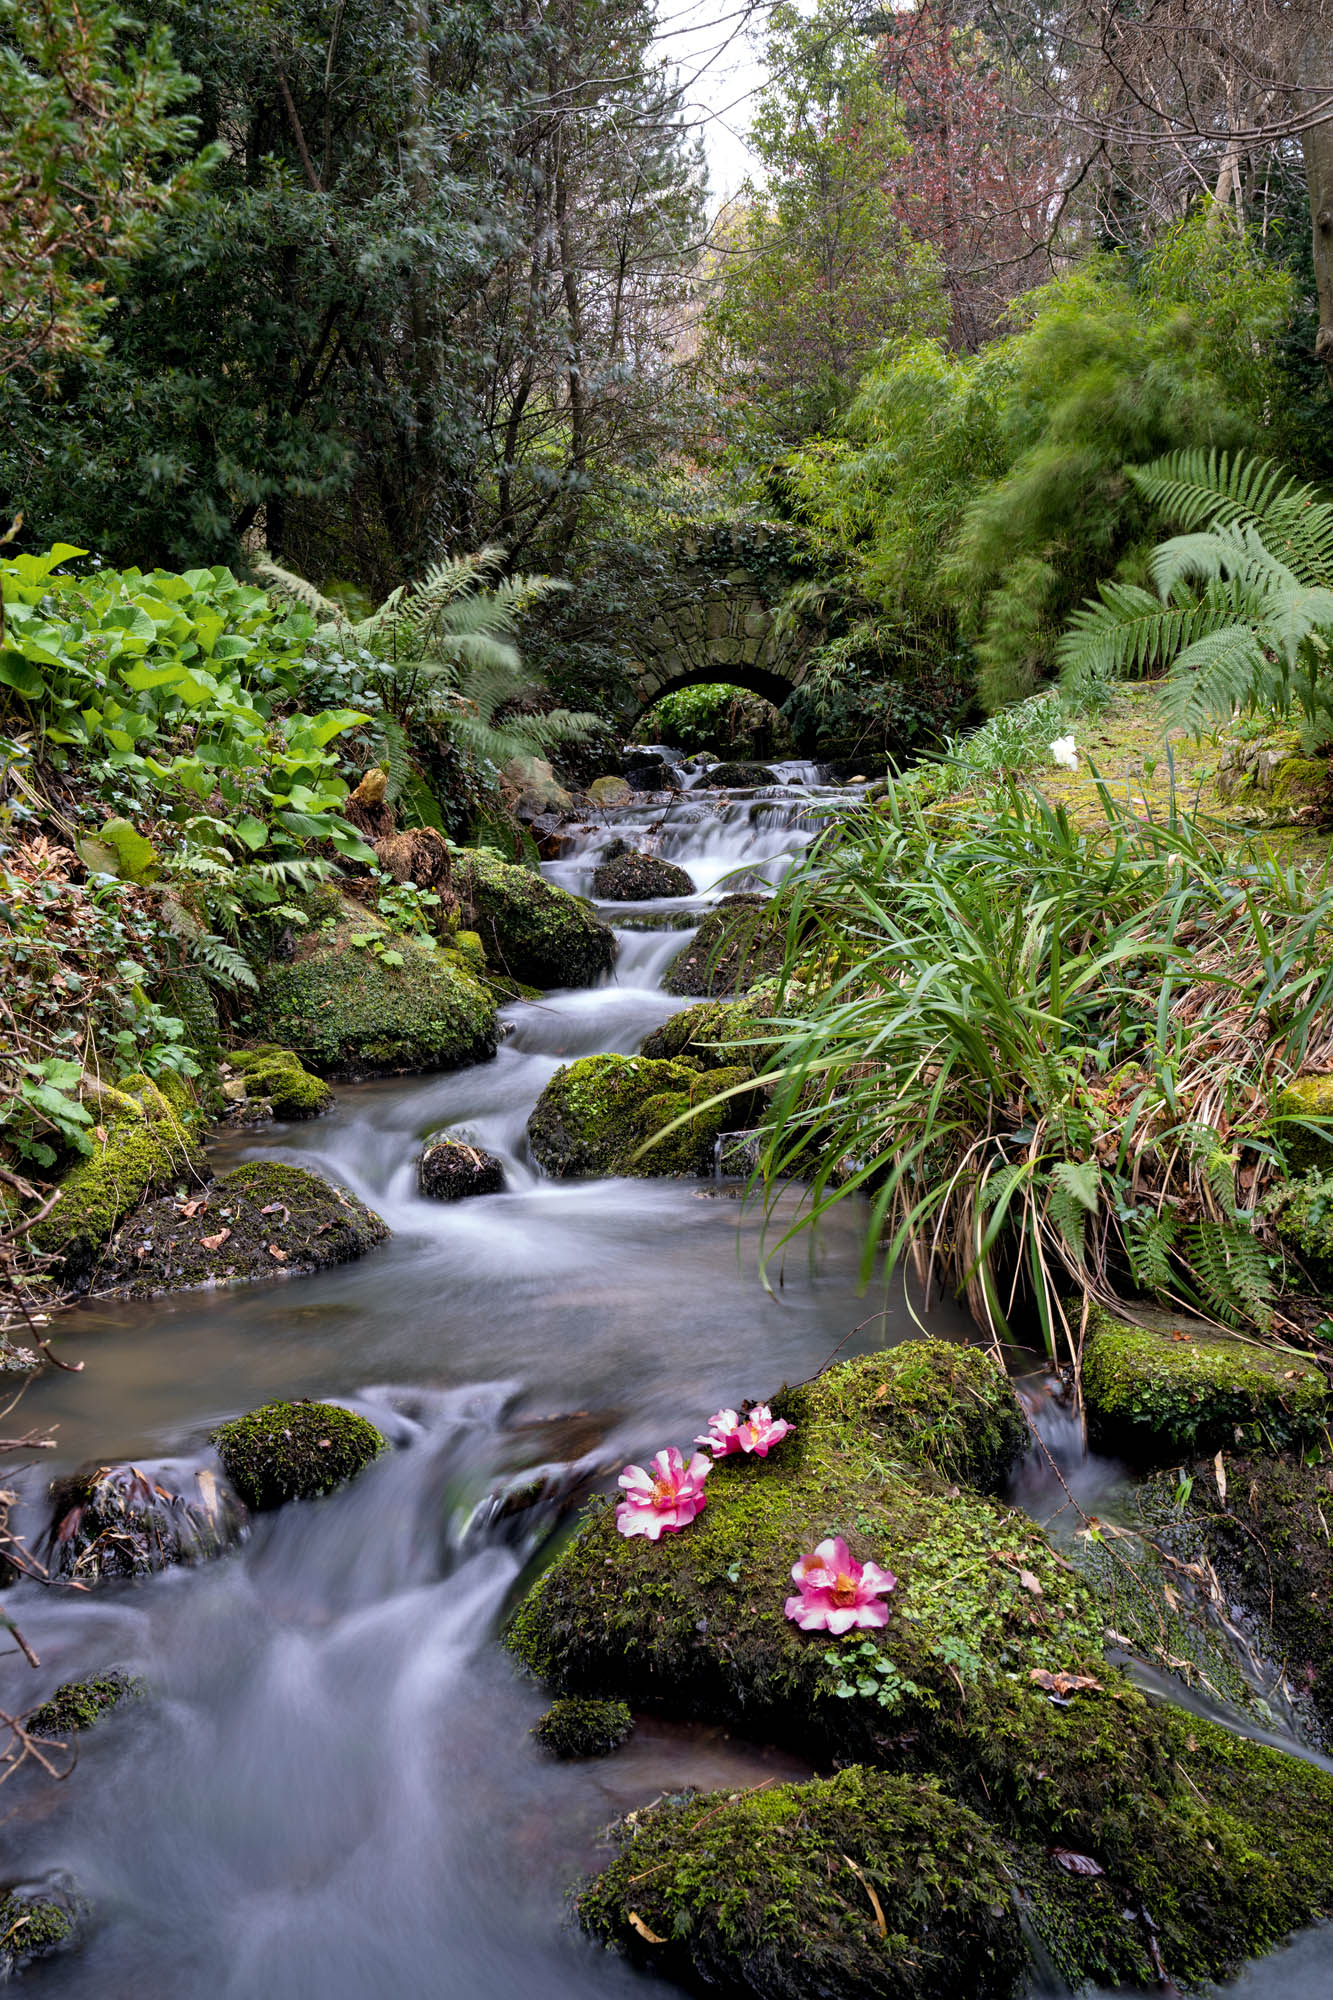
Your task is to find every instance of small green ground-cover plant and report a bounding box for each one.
[750,775,1333,1359]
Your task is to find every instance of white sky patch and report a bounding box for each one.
[654,0,770,201]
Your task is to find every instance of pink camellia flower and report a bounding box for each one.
[616,1447,710,1540]
[784,1536,896,1634]
[738,1405,792,1457]
[696,1404,794,1459]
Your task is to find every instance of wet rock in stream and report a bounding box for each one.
[527,1054,762,1179]
[590,842,694,901]
[98,1161,388,1297]
[418,1136,506,1201]
[25,1670,140,1741]
[211,1399,387,1511]
[454,848,616,989]
[47,1459,246,1580]
[663,893,792,998]
[508,1338,1333,1994]
[532,1697,633,1759]
[0,1879,84,1978]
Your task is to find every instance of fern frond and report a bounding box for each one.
[253,556,348,625]
[1057,584,1237,689]
[187,931,258,991]
[1160,624,1273,733]
[1131,451,1333,587]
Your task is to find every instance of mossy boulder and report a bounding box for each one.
[703,761,779,787]
[532,1697,633,1758]
[509,1338,1333,1990]
[227,1044,332,1118]
[586,776,632,807]
[98,1161,388,1297]
[47,1459,246,1580]
[591,844,694,901]
[31,1083,208,1281]
[454,847,615,989]
[0,1888,79,1975]
[246,898,497,1078]
[1153,1450,1333,1754]
[1273,1075,1333,1174]
[640,999,770,1071]
[26,1671,139,1739]
[1081,1303,1329,1459]
[418,1136,505,1200]
[211,1398,386,1511]
[527,1054,758,1178]
[664,894,790,998]
[578,1766,1025,2000]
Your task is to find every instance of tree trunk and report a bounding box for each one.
[1301,30,1333,386]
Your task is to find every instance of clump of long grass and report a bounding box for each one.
[752,773,1333,1367]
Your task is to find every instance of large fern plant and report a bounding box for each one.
[1058,451,1333,742]
[258,549,599,776]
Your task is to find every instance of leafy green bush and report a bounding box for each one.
[639,681,792,757]
[780,216,1296,715]
[0,547,373,867]
[752,778,1333,1356]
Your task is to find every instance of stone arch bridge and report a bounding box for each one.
[630,523,817,716]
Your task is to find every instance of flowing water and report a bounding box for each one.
[0,771,1326,1996]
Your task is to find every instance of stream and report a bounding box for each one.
[0,762,1327,1996]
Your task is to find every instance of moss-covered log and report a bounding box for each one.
[1081,1304,1328,1458]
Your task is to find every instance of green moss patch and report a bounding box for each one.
[509,1337,1333,1989]
[1273,1077,1333,1175]
[1081,1304,1328,1459]
[211,1398,386,1510]
[527,1054,759,1178]
[31,1085,208,1280]
[246,899,497,1077]
[228,1045,333,1118]
[640,999,772,1070]
[0,1891,76,1973]
[532,1697,633,1758]
[26,1671,139,1739]
[454,848,615,989]
[97,1160,387,1297]
[578,1767,1025,2000]
[664,894,792,998]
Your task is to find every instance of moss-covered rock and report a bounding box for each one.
[47,1459,246,1580]
[1081,1304,1328,1459]
[591,845,694,901]
[246,897,497,1078]
[640,999,771,1071]
[0,1888,78,1975]
[508,1338,1333,1991]
[586,776,632,807]
[527,1054,759,1178]
[31,1084,208,1281]
[664,894,791,998]
[97,1161,388,1296]
[703,761,779,788]
[419,1136,505,1200]
[26,1671,139,1739]
[454,848,616,989]
[211,1399,386,1511]
[532,1697,633,1758]
[1152,1450,1333,1753]
[1274,1076,1333,1174]
[578,1766,1025,2000]
[227,1044,333,1118]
